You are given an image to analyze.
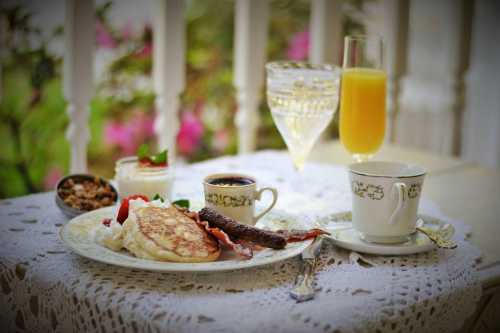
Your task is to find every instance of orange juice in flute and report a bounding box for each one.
[339,35,386,162]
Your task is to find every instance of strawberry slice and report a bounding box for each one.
[116,194,149,224]
[138,158,167,168]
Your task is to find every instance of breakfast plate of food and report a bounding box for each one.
[60,195,326,272]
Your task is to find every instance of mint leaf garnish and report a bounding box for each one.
[172,199,190,209]
[150,149,168,165]
[136,144,168,166]
[152,194,164,202]
[137,144,150,160]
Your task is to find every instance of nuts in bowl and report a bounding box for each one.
[55,174,118,218]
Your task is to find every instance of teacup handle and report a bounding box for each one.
[388,182,406,225]
[254,187,278,223]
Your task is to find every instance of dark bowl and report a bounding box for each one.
[55,174,118,219]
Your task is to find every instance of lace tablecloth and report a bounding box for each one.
[0,151,481,332]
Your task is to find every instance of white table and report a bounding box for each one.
[311,141,500,331]
[0,150,493,332]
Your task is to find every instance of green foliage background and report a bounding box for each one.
[0,0,365,198]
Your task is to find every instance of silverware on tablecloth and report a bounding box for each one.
[349,252,377,267]
[416,219,457,249]
[290,236,323,302]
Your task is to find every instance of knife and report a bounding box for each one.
[290,236,323,302]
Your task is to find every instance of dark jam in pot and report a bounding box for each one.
[208,177,255,186]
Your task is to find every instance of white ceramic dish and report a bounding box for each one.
[115,156,173,201]
[60,206,311,272]
[319,211,455,256]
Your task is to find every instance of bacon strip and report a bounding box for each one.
[181,208,327,258]
[182,210,253,259]
[233,239,264,251]
[198,220,253,259]
[199,207,287,249]
[275,228,330,242]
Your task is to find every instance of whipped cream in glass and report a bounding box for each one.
[115,156,173,200]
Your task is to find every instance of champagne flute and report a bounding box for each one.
[339,35,386,162]
[266,62,341,171]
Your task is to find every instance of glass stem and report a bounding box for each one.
[352,154,373,163]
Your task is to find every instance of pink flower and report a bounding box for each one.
[121,18,134,41]
[134,24,153,59]
[104,112,156,155]
[212,129,230,153]
[128,111,155,139]
[286,30,309,60]
[96,20,117,49]
[104,122,136,154]
[177,112,204,155]
[135,43,152,59]
[44,167,64,190]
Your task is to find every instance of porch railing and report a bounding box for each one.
[60,0,500,172]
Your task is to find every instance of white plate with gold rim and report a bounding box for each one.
[318,211,454,256]
[59,206,311,272]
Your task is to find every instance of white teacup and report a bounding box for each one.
[348,161,426,244]
[203,173,278,226]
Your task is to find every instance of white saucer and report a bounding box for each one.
[318,211,453,256]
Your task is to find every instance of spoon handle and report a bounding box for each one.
[417,227,457,249]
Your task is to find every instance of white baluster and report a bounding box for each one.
[64,0,94,173]
[358,0,408,143]
[309,0,342,66]
[462,0,500,168]
[153,0,185,162]
[379,0,408,142]
[395,0,468,154]
[234,0,269,154]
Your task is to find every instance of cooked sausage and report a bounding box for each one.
[198,207,287,249]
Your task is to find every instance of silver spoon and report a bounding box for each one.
[416,219,457,249]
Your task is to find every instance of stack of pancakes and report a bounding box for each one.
[123,205,220,262]
[99,200,221,263]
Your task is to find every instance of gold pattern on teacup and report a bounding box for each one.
[351,181,384,200]
[408,183,422,199]
[206,193,252,207]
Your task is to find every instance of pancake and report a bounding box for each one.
[122,205,220,263]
